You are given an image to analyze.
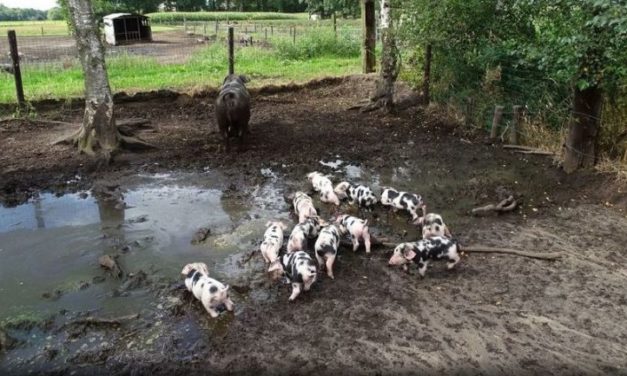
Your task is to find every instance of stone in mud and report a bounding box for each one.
[42,289,64,301]
[191,227,211,245]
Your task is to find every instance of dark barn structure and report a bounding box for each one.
[103,13,152,45]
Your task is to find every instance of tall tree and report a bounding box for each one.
[67,0,118,160]
[561,0,626,173]
[59,0,151,162]
[363,0,398,112]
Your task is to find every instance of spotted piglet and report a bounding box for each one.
[293,191,318,223]
[380,187,426,224]
[307,171,340,206]
[419,213,452,239]
[314,224,341,279]
[388,237,461,277]
[334,182,378,208]
[260,221,288,263]
[287,216,326,253]
[181,262,234,318]
[268,251,318,301]
[335,214,372,254]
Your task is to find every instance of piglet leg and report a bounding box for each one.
[325,254,336,279]
[289,283,302,301]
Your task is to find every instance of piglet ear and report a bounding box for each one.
[403,246,417,260]
[279,221,288,230]
[239,75,250,83]
[224,285,230,291]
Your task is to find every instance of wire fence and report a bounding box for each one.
[0,20,364,104]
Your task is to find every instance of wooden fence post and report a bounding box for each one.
[361,0,376,73]
[490,105,504,139]
[8,30,25,106]
[422,44,432,104]
[292,27,296,44]
[203,22,207,35]
[265,28,268,41]
[184,16,187,32]
[215,20,219,35]
[510,105,522,144]
[465,97,475,127]
[228,26,234,75]
[332,13,337,40]
[271,25,273,35]
[249,36,253,47]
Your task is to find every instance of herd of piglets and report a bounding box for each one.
[182,170,463,317]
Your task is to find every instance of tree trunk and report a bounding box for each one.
[363,0,398,113]
[60,0,154,162]
[67,0,117,160]
[562,85,603,173]
[361,0,376,74]
[422,44,432,105]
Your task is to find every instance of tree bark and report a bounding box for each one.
[361,0,376,74]
[422,44,432,105]
[362,0,398,113]
[67,0,118,161]
[562,85,603,173]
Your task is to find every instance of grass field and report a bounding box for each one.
[146,11,307,22]
[0,20,202,36]
[0,30,363,103]
[0,20,70,36]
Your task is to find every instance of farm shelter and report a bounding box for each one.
[103,13,152,45]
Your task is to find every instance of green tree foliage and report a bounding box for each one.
[0,5,47,21]
[397,0,627,116]
[57,0,161,20]
[55,0,306,17]
[47,7,65,20]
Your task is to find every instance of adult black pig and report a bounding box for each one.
[215,74,251,151]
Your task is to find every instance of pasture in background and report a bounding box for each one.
[0,14,362,103]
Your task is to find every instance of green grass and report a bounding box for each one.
[0,20,180,36]
[146,11,307,23]
[0,20,69,36]
[0,42,361,103]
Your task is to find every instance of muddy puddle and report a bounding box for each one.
[0,159,482,322]
[0,158,538,373]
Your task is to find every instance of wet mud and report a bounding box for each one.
[1,76,626,375]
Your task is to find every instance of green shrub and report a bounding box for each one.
[275,29,359,60]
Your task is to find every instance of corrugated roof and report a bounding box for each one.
[103,13,148,20]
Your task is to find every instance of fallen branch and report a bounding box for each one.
[462,246,562,260]
[472,195,517,216]
[503,144,536,151]
[514,149,555,156]
[346,99,371,111]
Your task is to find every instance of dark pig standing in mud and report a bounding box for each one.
[215,74,251,151]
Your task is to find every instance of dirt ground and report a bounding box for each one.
[1,76,627,375]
